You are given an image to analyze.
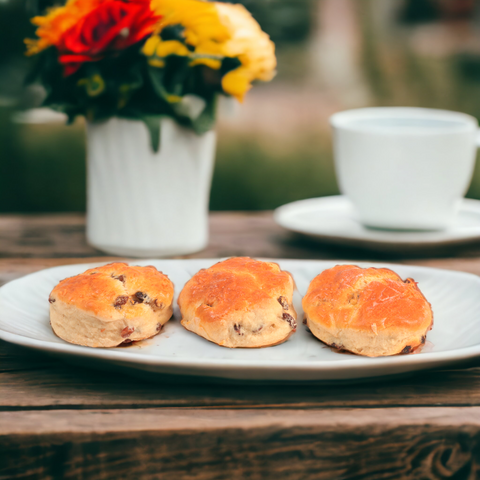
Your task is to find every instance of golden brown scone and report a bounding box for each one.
[302,265,433,357]
[49,262,174,348]
[178,257,297,348]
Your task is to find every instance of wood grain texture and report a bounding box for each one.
[2,407,480,480]
[3,340,480,410]
[0,212,290,259]
[2,212,480,261]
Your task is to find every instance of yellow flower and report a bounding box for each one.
[221,68,250,100]
[190,58,222,70]
[77,73,105,97]
[142,35,159,57]
[162,40,189,58]
[142,36,190,58]
[148,58,166,68]
[147,0,229,74]
[215,3,276,101]
[166,94,182,103]
[147,0,276,102]
[150,0,230,47]
[189,39,224,69]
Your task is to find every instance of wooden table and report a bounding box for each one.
[3,212,480,479]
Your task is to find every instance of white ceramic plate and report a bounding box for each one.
[274,196,480,252]
[0,259,479,382]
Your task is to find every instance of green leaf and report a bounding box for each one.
[148,67,168,100]
[140,115,162,153]
[25,42,220,135]
[164,56,190,97]
[191,95,217,134]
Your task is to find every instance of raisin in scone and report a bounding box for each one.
[302,265,433,357]
[178,257,296,348]
[49,262,174,348]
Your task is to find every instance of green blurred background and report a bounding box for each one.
[2,0,480,212]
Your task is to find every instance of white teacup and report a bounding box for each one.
[330,107,479,230]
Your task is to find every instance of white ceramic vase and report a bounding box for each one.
[86,117,216,257]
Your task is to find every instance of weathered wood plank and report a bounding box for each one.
[0,214,99,258]
[0,212,291,259]
[2,407,480,479]
[3,340,480,410]
[2,212,480,261]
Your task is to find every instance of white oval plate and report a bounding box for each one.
[274,196,480,252]
[0,259,479,382]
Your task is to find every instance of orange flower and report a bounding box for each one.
[26,0,160,76]
[25,0,99,55]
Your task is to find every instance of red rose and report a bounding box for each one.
[58,0,160,76]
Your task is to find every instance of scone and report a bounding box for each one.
[49,262,174,348]
[178,257,297,348]
[302,265,433,357]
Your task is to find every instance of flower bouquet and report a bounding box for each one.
[26,0,276,149]
[25,0,276,256]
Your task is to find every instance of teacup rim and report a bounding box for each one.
[330,106,478,135]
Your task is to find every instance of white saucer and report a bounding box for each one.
[274,196,480,253]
